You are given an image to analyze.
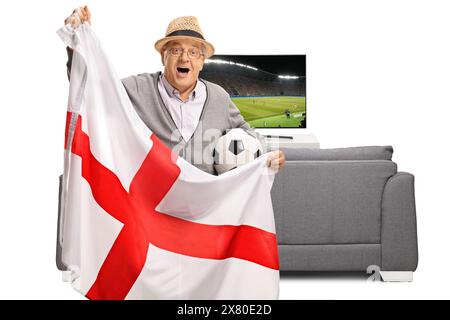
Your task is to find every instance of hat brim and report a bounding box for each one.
[155,36,215,59]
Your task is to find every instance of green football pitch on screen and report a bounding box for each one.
[232,96,306,128]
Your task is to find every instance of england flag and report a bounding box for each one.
[57,24,279,300]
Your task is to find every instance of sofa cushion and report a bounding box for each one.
[282,146,393,161]
[272,160,397,245]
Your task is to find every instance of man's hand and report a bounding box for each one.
[64,5,91,28]
[267,150,285,171]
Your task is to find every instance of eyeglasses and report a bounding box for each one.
[166,46,203,59]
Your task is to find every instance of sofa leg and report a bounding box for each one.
[366,265,413,282]
[379,271,413,282]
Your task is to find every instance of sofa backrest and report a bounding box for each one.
[281,146,393,161]
[272,146,397,246]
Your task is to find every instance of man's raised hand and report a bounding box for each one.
[64,5,91,29]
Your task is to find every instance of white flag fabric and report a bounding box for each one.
[57,24,279,300]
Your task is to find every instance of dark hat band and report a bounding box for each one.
[166,30,205,40]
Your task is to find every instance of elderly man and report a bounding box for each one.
[65,6,285,175]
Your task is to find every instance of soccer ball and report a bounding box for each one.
[213,128,263,175]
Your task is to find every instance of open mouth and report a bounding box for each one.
[177,67,190,74]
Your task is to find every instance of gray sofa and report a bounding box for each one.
[272,146,418,277]
[57,145,419,279]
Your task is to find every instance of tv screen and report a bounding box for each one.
[200,55,306,128]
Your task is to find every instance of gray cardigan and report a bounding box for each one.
[66,49,262,174]
[121,72,263,175]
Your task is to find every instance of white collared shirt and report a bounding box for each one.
[157,74,207,142]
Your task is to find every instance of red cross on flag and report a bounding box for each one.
[57,24,279,300]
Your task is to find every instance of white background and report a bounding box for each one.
[0,0,449,299]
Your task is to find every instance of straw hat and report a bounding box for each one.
[154,16,215,59]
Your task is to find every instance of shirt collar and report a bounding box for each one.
[160,73,202,102]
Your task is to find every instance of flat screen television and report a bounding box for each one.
[200,55,306,128]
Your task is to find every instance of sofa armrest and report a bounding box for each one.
[381,172,419,271]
